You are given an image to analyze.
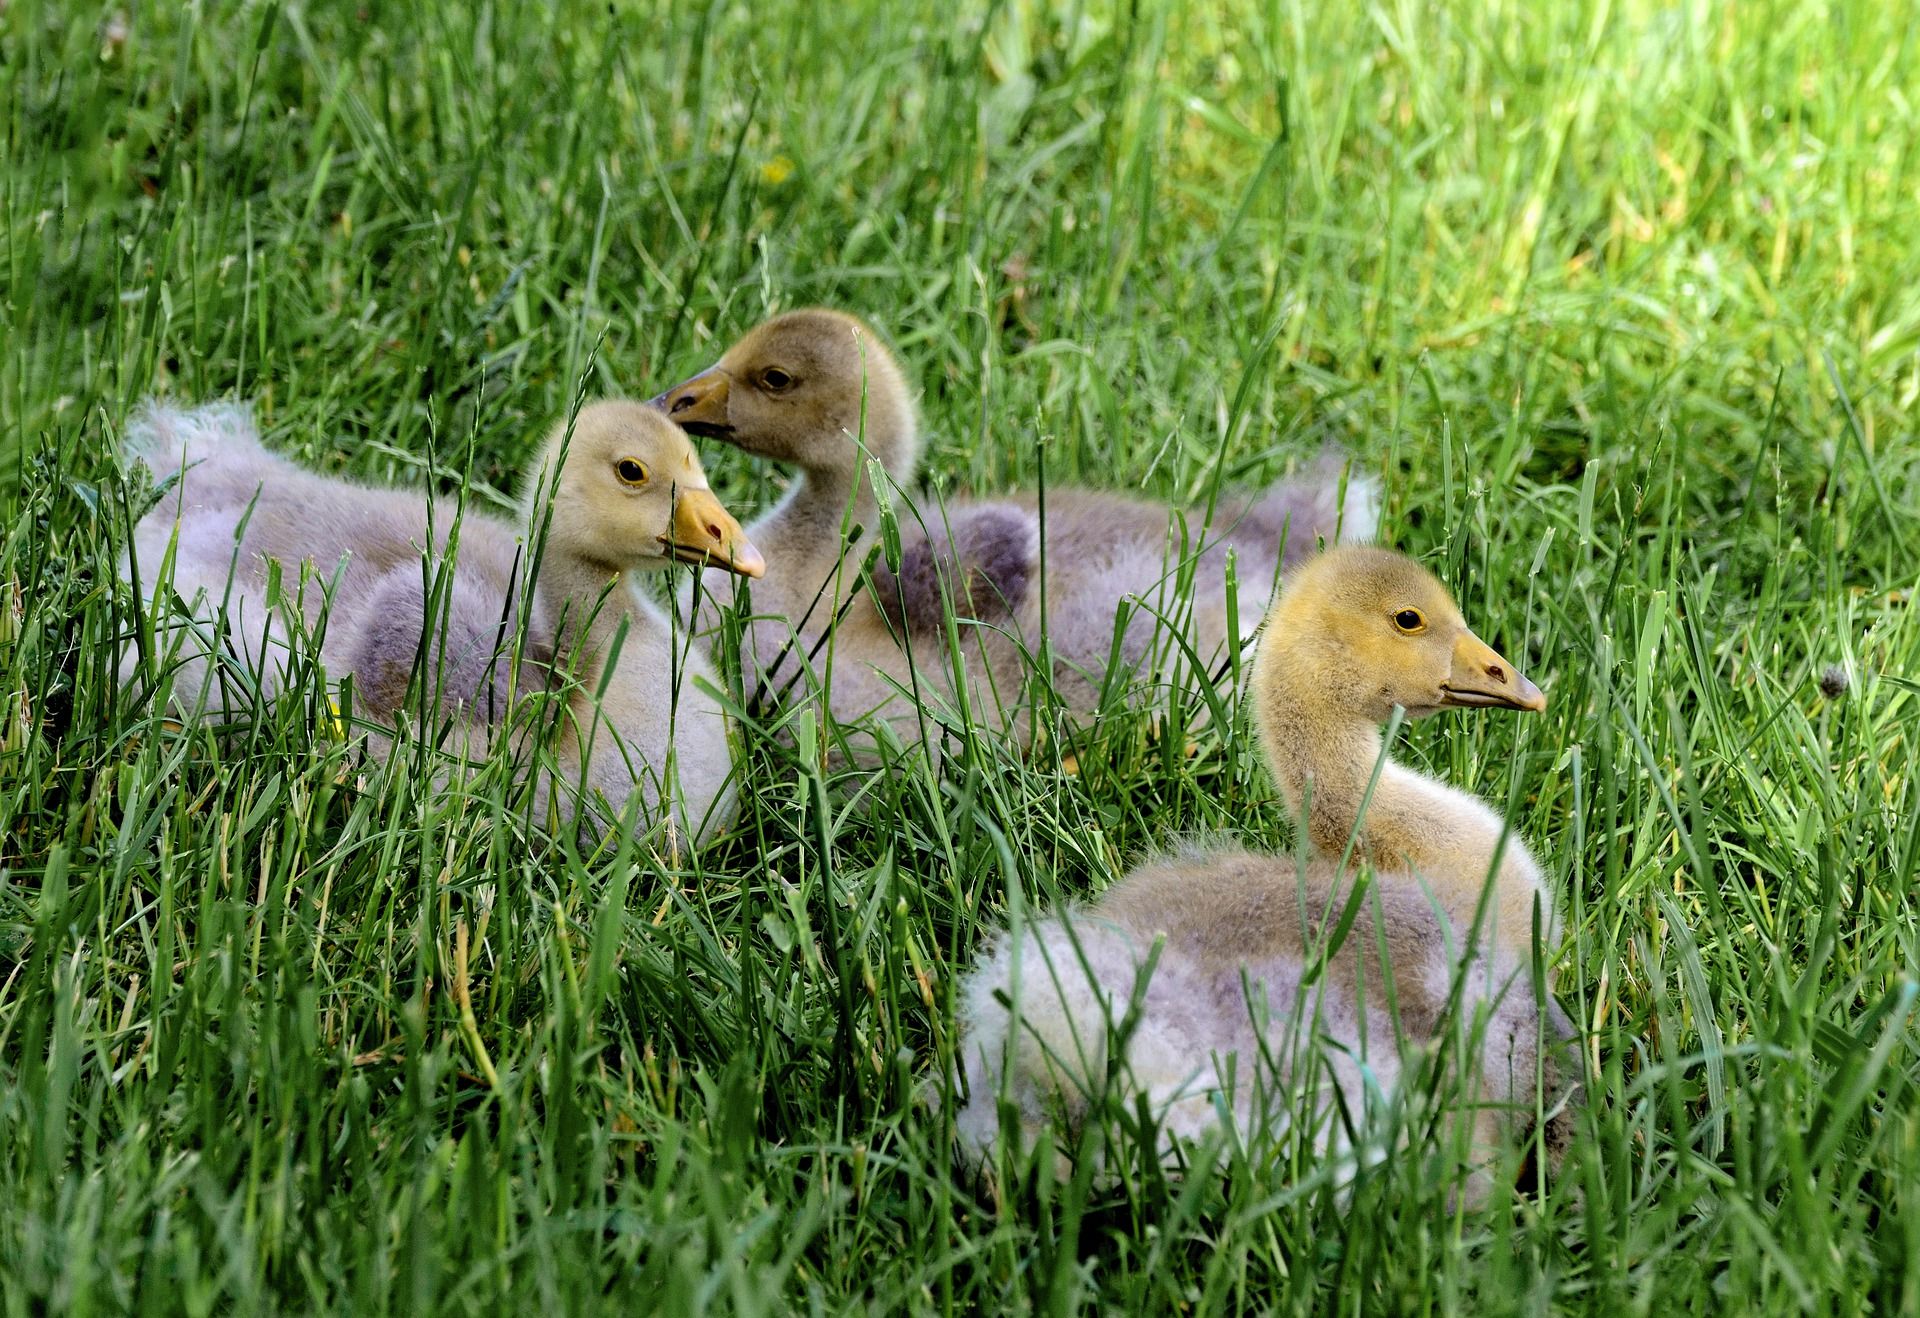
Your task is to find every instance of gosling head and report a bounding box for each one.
[529,401,766,578]
[649,308,919,475]
[1259,545,1545,724]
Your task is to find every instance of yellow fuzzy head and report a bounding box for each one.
[650,308,919,473]
[1257,545,1544,722]
[527,401,764,578]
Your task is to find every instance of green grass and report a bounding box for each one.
[5,0,1920,1310]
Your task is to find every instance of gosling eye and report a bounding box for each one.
[1392,608,1427,634]
[615,458,649,486]
[759,367,794,392]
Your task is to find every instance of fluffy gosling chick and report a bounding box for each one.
[123,401,764,842]
[653,308,1376,737]
[954,546,1573,1202]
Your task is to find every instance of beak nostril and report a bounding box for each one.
[670,394,694,414]
[707,523,722,539]
[1487,664,1506,682]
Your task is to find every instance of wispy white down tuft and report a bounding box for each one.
[121,399,266,476]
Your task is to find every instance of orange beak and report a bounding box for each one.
[662,487,765,578]
[1439,630,1546,712]
[650,366,733,437]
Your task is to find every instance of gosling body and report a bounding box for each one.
[954,547,1574,1197]
[655,309,1376,740]
[122,400,763,842]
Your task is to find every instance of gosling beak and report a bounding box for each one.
[1439,630,1546,712]
[662,487,766,578]
[649,366,733,438]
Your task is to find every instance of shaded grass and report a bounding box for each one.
[3,0,1920,1311]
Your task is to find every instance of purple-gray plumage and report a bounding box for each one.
[345,568,554,723]
[869,503,1034,633]
[1218,448,1378,570]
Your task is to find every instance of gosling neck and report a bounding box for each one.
[1255,670,1404,866]
[1255,647,1552,952]
[757,406,919,593]
[531,540,649,666]
[1252,638,1481,878]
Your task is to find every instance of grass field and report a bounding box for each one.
[5,0,1920,1310]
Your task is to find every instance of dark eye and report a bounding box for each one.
[760,367,793,392]
[615,459,649,485]
[1393,608,1426,633]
